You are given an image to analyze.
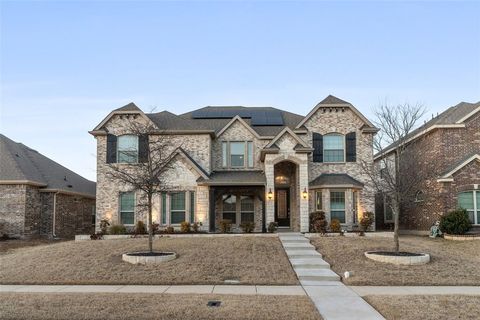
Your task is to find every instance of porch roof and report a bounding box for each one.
[309,173,364,189]
[197,170,266,186]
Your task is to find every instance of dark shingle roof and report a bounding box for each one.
[0,134,96,197]
[309,173,364,187]
[317,95,351,105]
[114,102,142,112]
[439,152,480,178]
[198,171,265,186]
[377,101,480,157]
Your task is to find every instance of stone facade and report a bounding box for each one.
[0,184,94,238]
[375,111,480,230]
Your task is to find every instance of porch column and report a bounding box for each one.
[299,162,309,232]
[209,188,216,232]
[265,162,275,227]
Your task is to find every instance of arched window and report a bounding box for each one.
[117,135,139,163]
[415,190,425,203]
[323,133,345,163]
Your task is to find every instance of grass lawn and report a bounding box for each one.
[0,293,322,320]
[0,237,298,285]
[0,238,64,253]
[365,295,480,320]
[311,236,480,285]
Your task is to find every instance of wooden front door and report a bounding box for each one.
[275,188,290,227]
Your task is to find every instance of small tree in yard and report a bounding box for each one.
[105,120,178,253]
[362,102,434,252]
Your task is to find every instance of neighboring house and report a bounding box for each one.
[0,134,96,238]
[90,95,378,233]
[374,101,480,231]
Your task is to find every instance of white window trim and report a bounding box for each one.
[323,133,346,163]
[170,192,187,226]
[458,190,479,225]
[221,141,254,169]
[119,192,135,226]
[414,190,425,203]
[315,191,323,211]
[329,190,346,224]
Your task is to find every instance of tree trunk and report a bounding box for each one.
[148,193,153,253]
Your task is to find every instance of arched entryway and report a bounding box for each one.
[273,161,298,230]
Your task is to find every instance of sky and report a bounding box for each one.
[1,1,479,181]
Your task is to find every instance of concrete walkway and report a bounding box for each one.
[279,233,385,320]
[0,284,305,295]
[350,286,480,296]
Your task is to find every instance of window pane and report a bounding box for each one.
[171,211,185,224]
[223,212,236,224]
[240,196,254,212]
[247,142,254,167]
[241,212,254,223]
[171,192,186,210]
[330,192,345,210]
[190,192,195,223]
[222,142,228,167]
[324,134,344,162]
[324,150,344,162]
[121,211,134,225]
[458,192,474,210]
[223,195,236,212]
[315,191,322,211]
[230,142,245,167]
[120,193,135,211]
[331,211,345,223]
[118,135,138,163]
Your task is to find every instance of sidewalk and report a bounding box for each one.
[0,284,305,295]
[350,286,480,296]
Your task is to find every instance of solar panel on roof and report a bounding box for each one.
[192,108,284,125]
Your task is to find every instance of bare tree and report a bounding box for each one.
[362,103,431,252]
[105,120,179,253]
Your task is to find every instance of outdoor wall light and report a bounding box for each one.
[302,188,308,199]
[267,189,273,200]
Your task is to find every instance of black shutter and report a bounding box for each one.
[138,134,149,163]
[106,134,117,163]
[312,132,323,163]
[346,132,356,162]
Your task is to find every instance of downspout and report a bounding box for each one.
[52,192,58,238]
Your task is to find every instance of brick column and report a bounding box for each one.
[299,162,309,232]
[265,161,275,227]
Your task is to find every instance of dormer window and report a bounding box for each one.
[117,135,139,163]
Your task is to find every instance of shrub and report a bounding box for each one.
[219,219,232,233]
[180,221,191,233]
[99,219,110,234]
[165,226,175,234]
[267,222,278,233]
[359,211,374,232]
[151,223,160,234]
[135,221,147,235]
[440,209,471,235]
[90,232,103,240]
[192,222,202,233]
[109,224,127,235]
[330,219,341,233]
[309,211,327,233]
[240,221,255,233]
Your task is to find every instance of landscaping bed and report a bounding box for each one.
[0,237,298,285]
[365,295,480,320]
[311,236,480,285]
[0,293,322,320]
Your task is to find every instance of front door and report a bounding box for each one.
[275,188,290,227]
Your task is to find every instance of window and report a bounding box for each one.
[91,205,96,225]
[222,194,237,224]
[330,191,345,223]
[120,192,135,225]
[415,190,425,203]
[190,192,195,223]
[458,191,479,225]
[315,191,322,211]
[240,196,254,223]
[170,192,186,224]
[247,142,254,167]
[230,142,246,167]
[384,195,394,223]
[117,135,138,163]
[222,142,228,167]
[323,134,345,162]
[352,191,358,224]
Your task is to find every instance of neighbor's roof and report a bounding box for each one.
[309,173,364,188]
[197,170,266,186]
[375,101,480,159]
[0,134,96,197]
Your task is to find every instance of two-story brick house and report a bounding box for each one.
[90,95,378,233]
[374,101,480,231]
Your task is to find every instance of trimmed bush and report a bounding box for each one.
[309,211,327,233]
[109,224,127,235]
[135,221,147,234]
[151,223,160,234]
[165,226,175,234]
[440,209,471,235]
[359,211,374,232]
[267,222,278,233]
[180,221,191,233]
[219,219,232,233]
[240,221,255,233]
[192,222,202,233]
[330,219,341,233]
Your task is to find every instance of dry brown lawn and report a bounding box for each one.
[311,236,480,285]
[0,238,64,254]
[365,295,480,320]
[0,237,298,285]
[0,293,322,320]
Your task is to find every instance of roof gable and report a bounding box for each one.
[91,102,157,132]
[216,115,261,139]
[265,127,308,149]
[437,154,480,182]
